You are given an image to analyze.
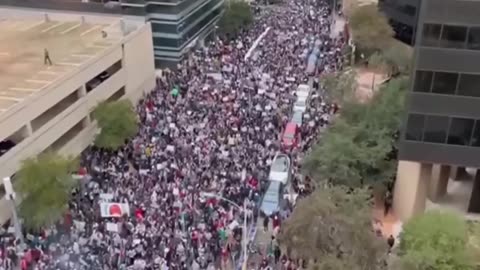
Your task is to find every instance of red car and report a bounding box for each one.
[282,122,299,150]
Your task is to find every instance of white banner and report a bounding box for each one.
[100,202,130,218]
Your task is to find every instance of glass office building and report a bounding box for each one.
[394,0,480,221]
[121,0,224,67]
[378,0,420,45]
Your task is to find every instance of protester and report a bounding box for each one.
[0,0,346,268]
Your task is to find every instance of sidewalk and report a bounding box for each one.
[330,15,346,39]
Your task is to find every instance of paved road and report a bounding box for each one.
[246,219,273,269]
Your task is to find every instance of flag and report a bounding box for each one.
[100,202,130,217]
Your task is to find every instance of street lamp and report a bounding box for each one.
[3,177,25,250]
[200,192,248,270]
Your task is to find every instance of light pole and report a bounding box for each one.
[3,177,25,251]
[201,192,248,270]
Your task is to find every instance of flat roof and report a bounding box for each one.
[0,18,122,115]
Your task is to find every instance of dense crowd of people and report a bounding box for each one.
[0,0,346,268]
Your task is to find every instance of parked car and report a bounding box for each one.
[293,95,308,113]
[281,122,299,150]
[260,181,283,216]
[296,84,311,98]
[291,111,303,127]
[268,153,291,184]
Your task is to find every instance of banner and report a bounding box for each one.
[100,202,130,218]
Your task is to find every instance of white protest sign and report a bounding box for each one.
[106,222,120,233]
[73,220,86,232]
[99,193,114,201]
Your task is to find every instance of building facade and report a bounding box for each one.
[0,10,156,223]
[121,0,224,67]
[0,0,224,67]
[378,0,420,45]
[394,0,480,221]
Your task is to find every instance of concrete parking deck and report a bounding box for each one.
[0,18,120,114]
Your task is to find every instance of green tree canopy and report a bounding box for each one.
[396,211,474,270]
[321,69,357,105]
[368,42,413,76]
[93,100,138,150]
[349,4,394,53]
[217,1,253,38]
[16,152,78,230]
[278,186,387,269]
[303,78,407,188]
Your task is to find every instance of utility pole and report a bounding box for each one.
[3,177,25,253]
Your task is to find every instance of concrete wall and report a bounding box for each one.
[0,23,156,225]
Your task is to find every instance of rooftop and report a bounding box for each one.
[0,18,122,115]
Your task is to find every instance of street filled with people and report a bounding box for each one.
[0,0,346,269]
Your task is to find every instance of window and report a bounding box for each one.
[405,114,425,141]
[431,72,458,95]
[457,73,480,97]
[470,121,480,147]
[447,118,474,145]
[423,115,449,143]
[151,22,178,34]
[421,23,441,46]
[439,25,467,49]
[413,70,433,92]
[153,37,180,48]
[467,27,480,50]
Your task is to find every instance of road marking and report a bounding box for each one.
[57,62,81,66]
[20,21,44,31]
[0,96,21,101]
[38,70,58,75]
[81,25,101,36]
[41,22,63,33]
[3,21,20,29]
[90,44,110,49]
[0,52,10,56]
[9,87,37,92]
[26,79,51,84]
[61,23,81,34]
[71,54,94,58]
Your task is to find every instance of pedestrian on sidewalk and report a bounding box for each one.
[387,235,395,253]
[263,216,269,232]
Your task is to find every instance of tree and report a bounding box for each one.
[349,4,394,53]
[395,211,474,270]
[321,69,357,105]
[278,186,387,269]
[368,42,412,76]
[217,1,253,38]
[16,152,78,230]
[303,78,407,188]
[93,100,138,150]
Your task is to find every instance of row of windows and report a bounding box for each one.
[153,5,221,48]
[421,23,480,50]
[150,0,220,35]
[405,114,480,147]
[413,70,480,97]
